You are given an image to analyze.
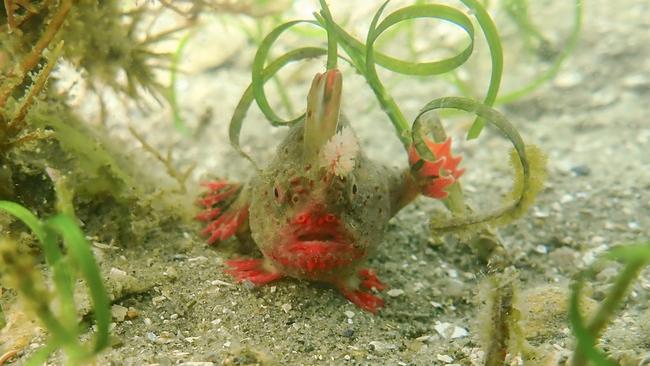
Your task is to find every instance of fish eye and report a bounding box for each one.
[273,183,284,203]
[347,175,359,203]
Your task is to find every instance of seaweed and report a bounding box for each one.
[497,0,583,104]
[0,2,193,360]
[0,200,110,364]
[569,242,650,365]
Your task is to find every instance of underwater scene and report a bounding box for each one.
[1,0,649,364]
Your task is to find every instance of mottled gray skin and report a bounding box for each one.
[248,120,406,285]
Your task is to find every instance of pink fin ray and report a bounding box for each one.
[196,180,248,245]
[337,268,386,314]
[339,288,385,314]
[408,137,464,199]
[225,259,283,286]
[359,268,387,291]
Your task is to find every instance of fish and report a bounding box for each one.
[197,69,463,313]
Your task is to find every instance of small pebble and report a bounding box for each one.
[591,89,618,107]
[344,310,355,318]
[570,165,591,176]
[368,341,397,353]
[628,221,640,230]
[554,71,583,88]
[126,307,140,320]
[146,332,157,342]
[622,74,649,88]
[188,256,208,262]
[152,296,166,306]
[534,245,548,254]
[172,254,187,261]
[109,267,127,278]
[437,354,454,363]
[211,279,232,286]
[434,322,469,339]
[560,194,574,203]
[111,304,128,322]
[387,289,404,297]
[533,207,550,218]
[281,303,292,313]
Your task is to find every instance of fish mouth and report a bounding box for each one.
[296,232,337,242]
[269,213,364,274]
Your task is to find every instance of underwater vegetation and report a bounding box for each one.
[1,0,646,365]
[0,199,109,365]
[0,0,199,363]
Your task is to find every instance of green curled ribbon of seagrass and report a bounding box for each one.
[230,0,505,164]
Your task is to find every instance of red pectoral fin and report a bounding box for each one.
[196,180,250,244]
[408,137,464,199]
[337,268,387,314]
[225,258,283,286]
[339,288,385,314]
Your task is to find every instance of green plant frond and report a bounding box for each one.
[497,0,583,104]
[569,241,650,365]
[251,19,324,126]
[245,0,504,149]
[605,242,650,263]
[460,0,503,139]
[569,274,616,366]
[0,201,75,321]
[368,3,475,75]
[0,238,84,360]
[231,47,328,167]
[0,200,111,363]
[46,214,111,353]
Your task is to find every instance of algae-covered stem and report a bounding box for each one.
[319,0,338,71]
[7,42,63,133]
[0,0,73,108]
[483,273,516,366]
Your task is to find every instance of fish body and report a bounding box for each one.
[198,70,463,312]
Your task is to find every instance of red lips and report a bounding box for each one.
[269,210,364,274]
